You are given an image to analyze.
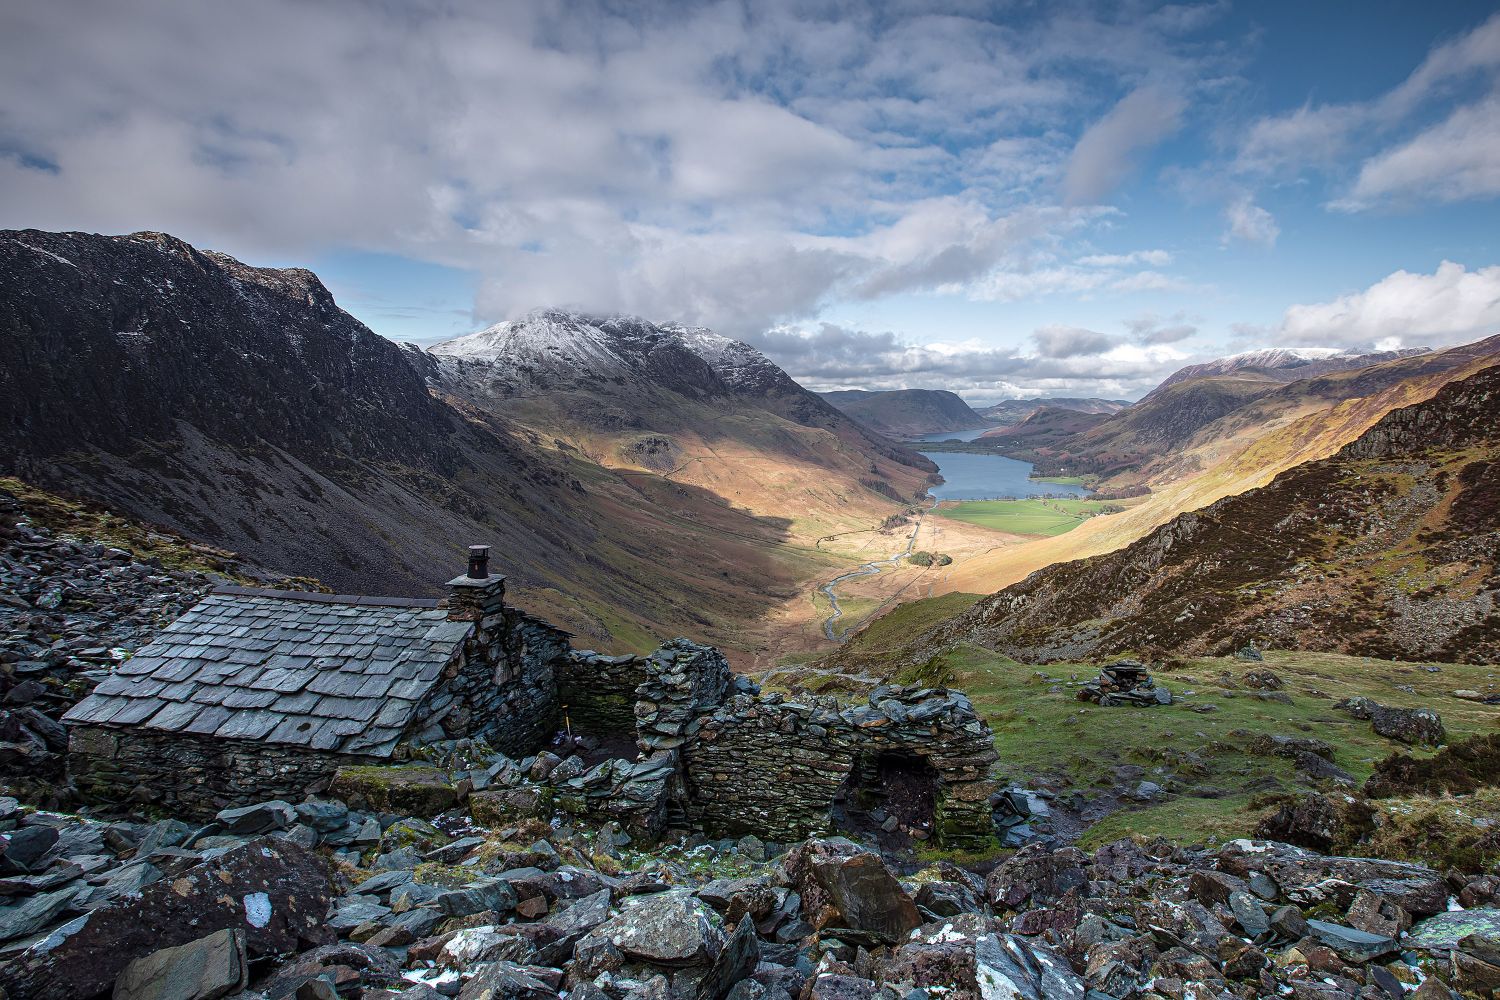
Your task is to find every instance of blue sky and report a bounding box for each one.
[3,1,1499,400]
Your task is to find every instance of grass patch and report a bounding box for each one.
[915,646,1500,848]
[936,498,1120,536]
[837,593,982,658]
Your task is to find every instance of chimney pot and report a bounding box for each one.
[467,545,490,579]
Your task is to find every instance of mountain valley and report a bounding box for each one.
[0,231,938,660]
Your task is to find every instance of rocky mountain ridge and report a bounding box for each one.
[1149,347,1431,398]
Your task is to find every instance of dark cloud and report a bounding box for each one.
[1126,313,1199,345]
[1032,325,1119,358]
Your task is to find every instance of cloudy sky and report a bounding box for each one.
[3,1,1499,401]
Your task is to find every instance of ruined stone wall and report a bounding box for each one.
[555,651,649,736]
[67,725,376,819]
[634,639,733,752]
[680,686,999,848]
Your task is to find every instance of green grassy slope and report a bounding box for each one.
[903,646,1500,849]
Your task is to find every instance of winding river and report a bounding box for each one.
[818,427,1092,641]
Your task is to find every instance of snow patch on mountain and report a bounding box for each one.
[428,309,786,396]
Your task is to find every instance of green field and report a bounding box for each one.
[936,497,1116,536]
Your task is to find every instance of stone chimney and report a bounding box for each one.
[447,545,506,623]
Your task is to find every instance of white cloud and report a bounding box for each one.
[1234,13,1500,212]
[754,321,1188,399]
[1339,96,1500,208]
[1274,261,1500,348]
[1032,326,1119,359]
[1077,249,1172,267]
[1223,195,1279,246]
[1062,86,1185,205]
[0,0,1224,339]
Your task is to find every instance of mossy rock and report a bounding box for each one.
[330,765,457,816]
[379,817,450,855]
[469,785,554,826]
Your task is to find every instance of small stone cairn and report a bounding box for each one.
[1075,659,1172,707]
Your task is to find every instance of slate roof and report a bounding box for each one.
[63,586,474,758]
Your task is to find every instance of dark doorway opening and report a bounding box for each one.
[833,751,940,849]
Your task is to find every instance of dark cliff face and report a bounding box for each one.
[920,364,1500,665]
[0,230,456,475]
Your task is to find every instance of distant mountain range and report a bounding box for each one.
[976,397,1128,428]
[817,389,1129,439]
[937,333,1500,598]
[915,360,1500,664]
[1148,347,1430,397]
[817,388,987,438]
[0,230,933,653]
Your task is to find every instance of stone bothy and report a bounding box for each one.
[63,548,569,817]
[64,547,1000,845]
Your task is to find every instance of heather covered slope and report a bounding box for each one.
[941,334,1500,594]
[0,230,925,653]
[919,362,1500,664]
[818,387,989,438]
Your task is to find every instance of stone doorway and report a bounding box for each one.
[834,751,941,847]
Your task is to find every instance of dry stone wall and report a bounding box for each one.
[633,640,734,752]
[68,725,375,818]
[556,651,650,736]
[419,583,566,757]
[681,685,999,848]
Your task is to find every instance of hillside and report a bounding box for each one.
[1149,346,1429,396]
[818,387,988,438]
[0,230,932,654]
[939,335,1500,595]
[977,396,1128,428]
[916,362,1500,664]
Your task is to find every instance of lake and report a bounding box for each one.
[916,449,1094,501]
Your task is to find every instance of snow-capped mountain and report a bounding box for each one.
[428,309,788,398]
[1152,346,1430,394]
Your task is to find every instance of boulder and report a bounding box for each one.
[2,837,332,1000]
[1255,793,1374,852]
[1305,919,1399,963]
[456,962,559,1000]
[806,851,921,944]
[112,928,247,1000]
[214,800,296,835]
[596,888,724,964]
[696,915,761,1000]
[329,766,457,815]
[985,844,1088,911]
[469,786,554,826]
[1218,840,1448,916]
[1408,910,1500,952]
[881,921,1085,1000]
[0,825,59,874]
[1335,698,1446,747]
